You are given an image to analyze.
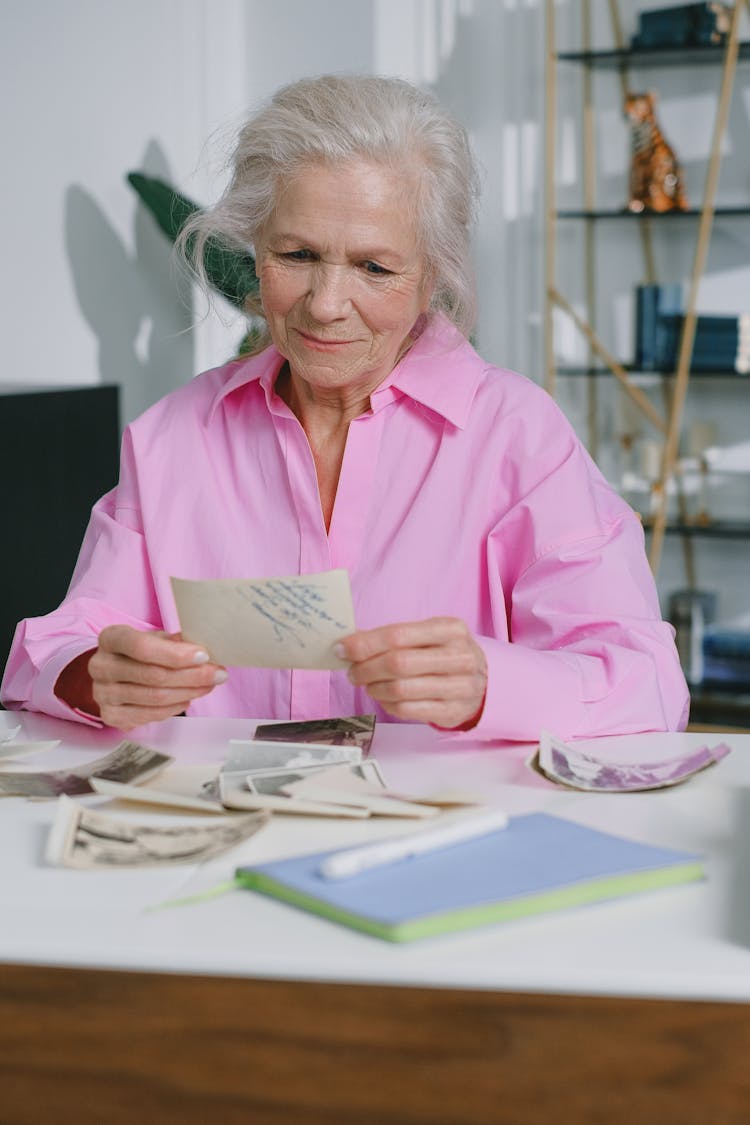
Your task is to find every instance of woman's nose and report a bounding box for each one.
[305,264,351,322]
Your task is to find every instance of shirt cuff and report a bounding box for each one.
[434,637,585,744]
[28,641,104,728]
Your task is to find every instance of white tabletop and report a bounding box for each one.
[2,709,750,1003]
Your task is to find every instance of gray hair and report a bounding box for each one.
[179,74,480,342]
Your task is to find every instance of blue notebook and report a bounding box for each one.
[235,813,704,943]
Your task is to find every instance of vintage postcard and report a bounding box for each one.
[253,714,376,753]
[171,570,355,669]
[46,795,269,868]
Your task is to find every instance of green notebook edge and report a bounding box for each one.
[236,861,705,944]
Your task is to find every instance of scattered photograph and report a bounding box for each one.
[218,771,369,818]
[253,714,376,753]
[226,739,362,774]
[90,775,226,814]
[245,759,385,796]
[45,795,269,868]
[0,740,172,799]
[0,740,60,762]
[536,731,731,793]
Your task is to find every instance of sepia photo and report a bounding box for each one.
[45,795,269,869]
[253,715,376,753]
[0,741,172,799]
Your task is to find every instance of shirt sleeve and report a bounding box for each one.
[470,520,690,741]
[1,431,163,724]
[463,431,689,743]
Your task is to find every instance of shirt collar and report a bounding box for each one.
[205,347,286,424]
[206,314,484,430]
[369,314,484,429]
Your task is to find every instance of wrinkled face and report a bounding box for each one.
[255,158,433,402]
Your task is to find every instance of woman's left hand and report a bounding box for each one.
[337,617,487,730]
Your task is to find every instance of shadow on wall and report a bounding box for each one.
[65,140,195,428]
[425,0,544,381]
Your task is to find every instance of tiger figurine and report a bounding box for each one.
[624,91,689,213]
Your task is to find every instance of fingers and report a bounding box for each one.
[339,617,487,729]
[97,625,211,669]
[338,618,468,664]
[91,651,224,690]
[89,625,227,730]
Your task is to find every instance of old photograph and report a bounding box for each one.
[253,715,376,753]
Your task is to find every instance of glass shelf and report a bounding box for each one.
[554,365,749,379]
[558,42,750,69]
[643,520,750,540]
[557,206,750,220]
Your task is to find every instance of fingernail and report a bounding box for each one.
[213,669,228,685]
[333,643,346,659]
[192,650,210,664]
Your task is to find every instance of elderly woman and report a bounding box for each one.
[1,75,688,739]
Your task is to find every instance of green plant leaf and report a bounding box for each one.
[127,171,258,308]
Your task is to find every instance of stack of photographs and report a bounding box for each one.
[219,736,384,817]
[218,714,437,818]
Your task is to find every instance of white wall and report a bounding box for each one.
[3,0,217,425]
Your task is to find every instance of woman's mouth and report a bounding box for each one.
[297,331,355,351]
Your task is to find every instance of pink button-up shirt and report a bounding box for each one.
[2,315,689,739]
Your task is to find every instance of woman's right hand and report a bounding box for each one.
[55,625,227,730]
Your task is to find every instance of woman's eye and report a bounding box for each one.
[362,261,391,276]
[283,249,315,261]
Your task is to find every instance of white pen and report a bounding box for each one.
[318,807,509,880]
